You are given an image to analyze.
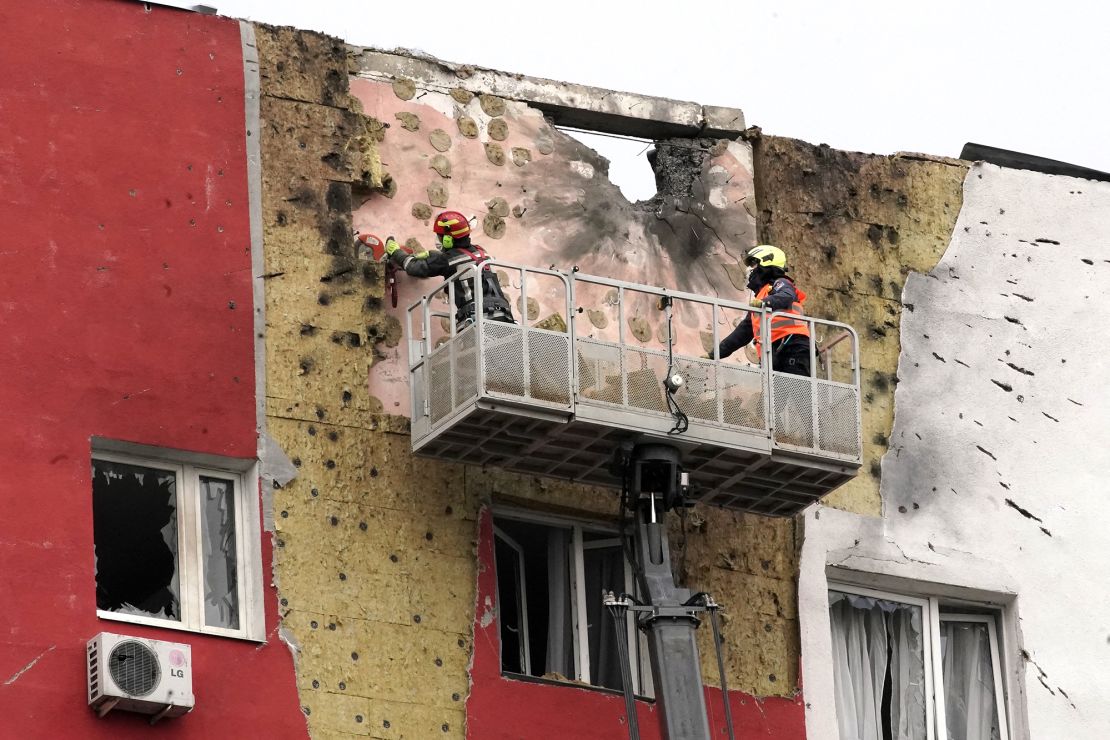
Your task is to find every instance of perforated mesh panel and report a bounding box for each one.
[576,340,623,405]
[818,382,861,456]
[483,323,526,397]
[575,346,769,432]
[427,326,478,425]
[621,348,669,415]
[479,324,571,405]
[772,372,816,448]
[672,359,717,422]
[452,326,478,408]
[719,363,765,430]
[108,641,160,697]
[528,331,571,404]
[428,343,453,424]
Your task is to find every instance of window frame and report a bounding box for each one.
[91,448,265,641]
[492,524,533,676]
[938,612,1011,740]
[828,581,1010,740]
[492,507,650,697]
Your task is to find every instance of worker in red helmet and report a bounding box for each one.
[384,211,514,325]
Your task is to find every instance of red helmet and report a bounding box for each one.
[433,210,470,248]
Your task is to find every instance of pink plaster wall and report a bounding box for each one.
[350,78,759,413]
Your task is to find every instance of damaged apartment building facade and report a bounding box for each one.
[2,1,1109,738]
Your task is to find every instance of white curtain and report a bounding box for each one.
[829,592,927,740]
[889,605,928,740]
[584,545,626,690]
[545,529,574,678]
[941,621,1001,740]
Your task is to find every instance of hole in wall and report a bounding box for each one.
[560,129,657,203]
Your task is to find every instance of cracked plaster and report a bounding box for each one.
[800,162,1110,740]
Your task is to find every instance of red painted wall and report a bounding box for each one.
[466,509,806,739]
[0,1,304,736]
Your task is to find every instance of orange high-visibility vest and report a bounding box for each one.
[751,281,809,354]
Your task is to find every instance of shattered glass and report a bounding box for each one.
[200,476,239,630]
[92,459,181,622]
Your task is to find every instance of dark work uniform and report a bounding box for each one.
[717,273,811,377]
[389,241,514,325]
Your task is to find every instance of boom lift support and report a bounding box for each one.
[606,442,722,739]
[404,261,862,739]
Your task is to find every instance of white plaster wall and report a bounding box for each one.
[800,162,1110,739]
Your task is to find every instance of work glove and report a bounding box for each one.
[384,236,401,255]
[749,297,764,309]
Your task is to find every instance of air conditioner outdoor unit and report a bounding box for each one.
[87,632,194,723]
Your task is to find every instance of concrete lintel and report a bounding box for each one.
[701,104,747,139]
[352,47,745,140]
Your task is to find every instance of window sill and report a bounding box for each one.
[97,610,264,643]
[499,670,655,703]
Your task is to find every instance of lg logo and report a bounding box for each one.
[167,649,188,679]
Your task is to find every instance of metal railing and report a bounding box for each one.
[405,260,862,463]
[758,308,861,457]
[405,262,575,442]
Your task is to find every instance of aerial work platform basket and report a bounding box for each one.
[404,262,862,517]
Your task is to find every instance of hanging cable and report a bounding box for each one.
[665,383,688,434]
[707,596,736,740]
[606,592,640,740]
[553,124,653,145]
[660,295,689,434]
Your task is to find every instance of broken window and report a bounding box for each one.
[493,512,651,695]
[92,460,181,621]
[829,585,1009,740]
[92,451,258,639]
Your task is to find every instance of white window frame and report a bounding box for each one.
[493,524,533,676]
[493,508,651,697]
[91,448,265,641]
[938,613,1010,740]
[829,582,1010,740]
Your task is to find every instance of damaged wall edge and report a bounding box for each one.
[255,22,808,736]
[352,47,745,140]
[240,20,276,530]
